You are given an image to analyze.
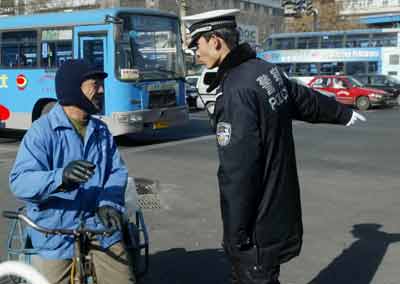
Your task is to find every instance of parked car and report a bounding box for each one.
[290,77,337,100]
[185,75,200,108]
[308,75,398,110]
[195,67,218,114]
[353,74,400,98]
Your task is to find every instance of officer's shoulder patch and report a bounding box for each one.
[216,122,231,146]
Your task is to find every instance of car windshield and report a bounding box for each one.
[116,14,185,81]
[347,76,363,87]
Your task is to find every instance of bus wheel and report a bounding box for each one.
[206,102,215,115]
[41,101,56,116]
[356,96,370,111]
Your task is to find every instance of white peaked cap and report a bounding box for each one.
[183,9,240,48]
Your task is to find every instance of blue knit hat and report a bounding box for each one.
[55,59,108,114]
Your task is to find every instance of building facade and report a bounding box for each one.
[337,0,400,27]
[338,0,400,17]
[0,0,284,45]
[285,0,400,33]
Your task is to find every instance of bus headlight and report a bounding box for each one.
[129,114,143,123]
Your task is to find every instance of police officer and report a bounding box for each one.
[184,9,366,284]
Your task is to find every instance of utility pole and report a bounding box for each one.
[311,8,319,32]
[177,0,188,48]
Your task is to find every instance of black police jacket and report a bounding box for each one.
[212,43,352,266]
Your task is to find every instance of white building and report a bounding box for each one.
[338,0,400,16]
[337,0,400,27]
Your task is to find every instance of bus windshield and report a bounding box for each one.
[116,14,184,81]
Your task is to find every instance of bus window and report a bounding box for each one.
[320,62,344,75]
[1,31,37,68]
[345,34,370,48]
[278,63,294,75]
[321,35,344,48]
[1,45,18,68]
[82,39,104,69]
[276,38,295,49]
[263,38,272,50]
[41,41,72,68]
[368,62,378,73]
[370,33,397,47]
[346,61,367,75]
[294,63,318,76]
[297,37,319,49]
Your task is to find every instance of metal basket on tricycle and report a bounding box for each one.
[3,205,149,284]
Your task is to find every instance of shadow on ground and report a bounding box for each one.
[308,223,400,284]
[140,248,230,284]
[0,129,26,141]
[115,116,212,147]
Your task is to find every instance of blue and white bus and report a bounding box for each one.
[258,28,400,80]
[0,8,188,135]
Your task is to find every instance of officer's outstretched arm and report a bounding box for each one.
[283,73,353,125]
[217,88,263,247]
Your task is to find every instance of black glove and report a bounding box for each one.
[97,206,123,231]
[62,160,96,190]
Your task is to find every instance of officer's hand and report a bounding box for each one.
[62,160,96,189]
[97,206,123,231]
[346,111,366,126]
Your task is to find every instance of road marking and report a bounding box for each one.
[122,135,215,153]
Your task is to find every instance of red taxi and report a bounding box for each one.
[307,75,397,110]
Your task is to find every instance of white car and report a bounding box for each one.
[196,67,218,114]
[185,75,200,108]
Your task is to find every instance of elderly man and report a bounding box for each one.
[9,60,134,284]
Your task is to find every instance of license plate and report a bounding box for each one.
[153,121,169,129]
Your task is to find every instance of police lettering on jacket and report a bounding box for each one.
[256,67,289,111]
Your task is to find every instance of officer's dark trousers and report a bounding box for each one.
[224,246,280,284]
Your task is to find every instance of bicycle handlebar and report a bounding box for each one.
[2,210,116,237]
[2,210,18,219]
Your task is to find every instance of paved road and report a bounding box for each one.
[0,108,399,284]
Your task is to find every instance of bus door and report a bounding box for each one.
[74,26,110,115]
[79,36,106,70]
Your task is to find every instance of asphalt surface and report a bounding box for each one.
[0,108,398,284]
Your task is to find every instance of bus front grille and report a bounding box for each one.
[149,89,177,109]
